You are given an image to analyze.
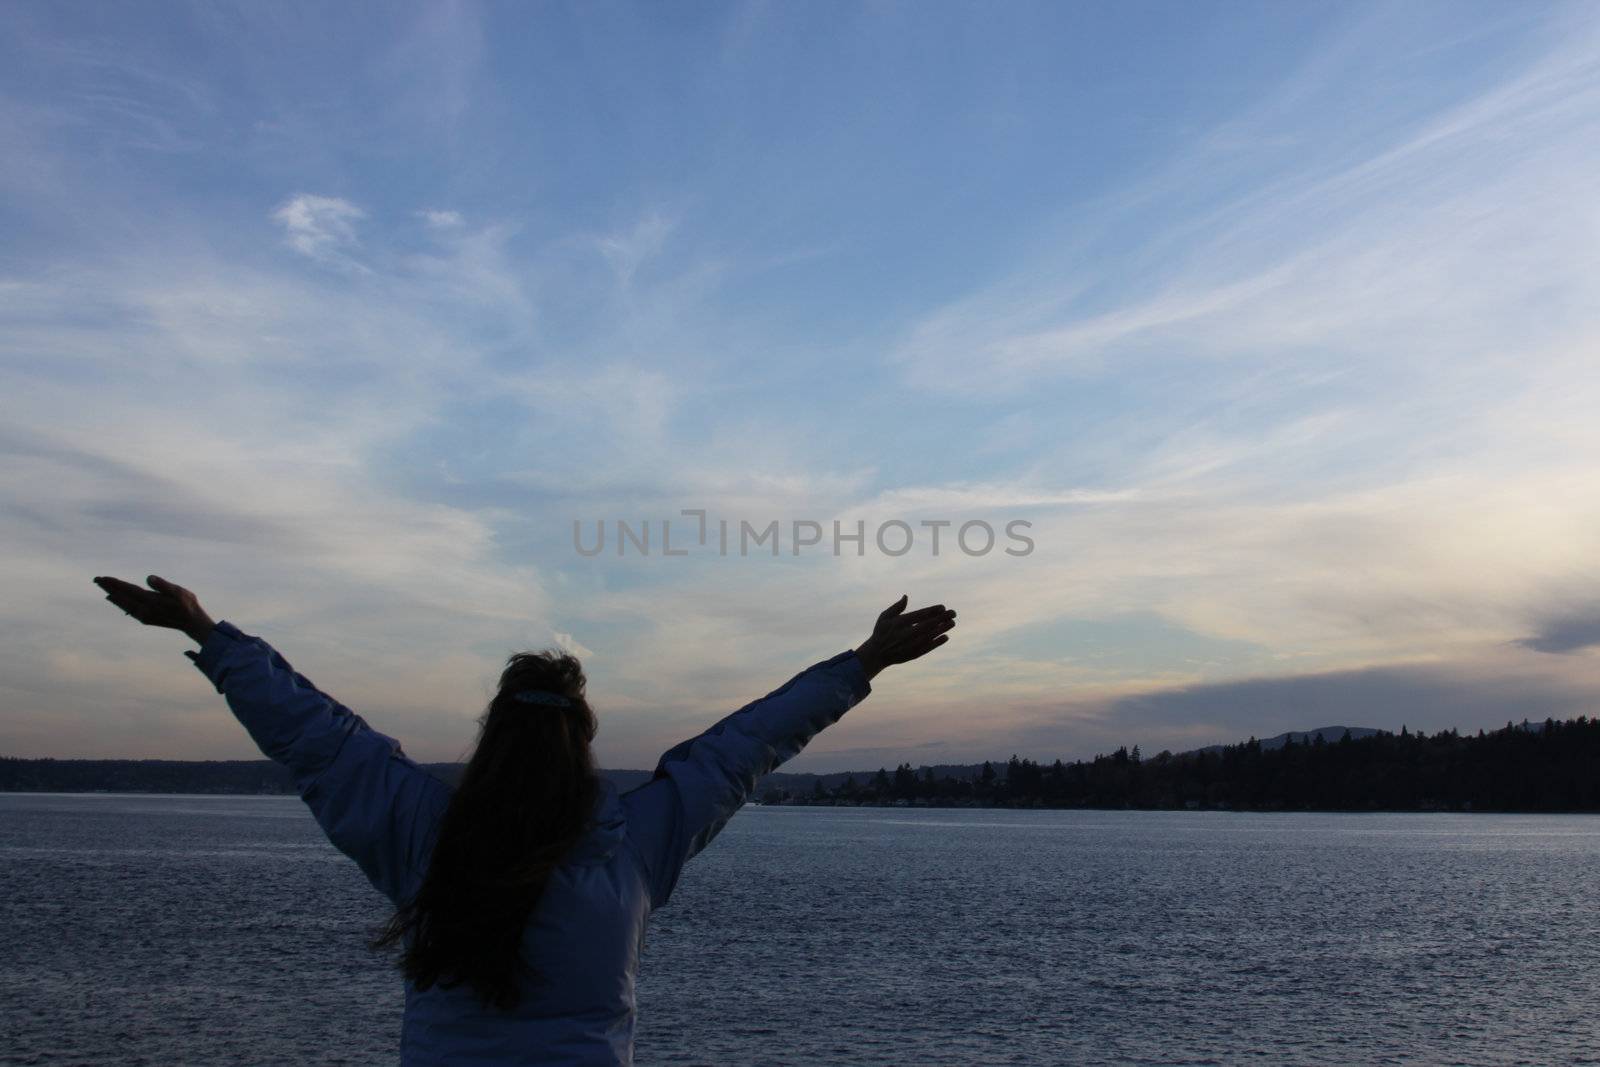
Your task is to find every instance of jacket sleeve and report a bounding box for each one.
[622,649,870,908]
[187,620,452,907]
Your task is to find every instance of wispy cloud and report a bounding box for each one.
[552,630,596,659]
[891,16,1600,398]
[596,212,675,287]
[418,208,463,229]
[1517,615,1600,655]
[272,194,368,271]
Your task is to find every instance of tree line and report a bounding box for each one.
[7,717,1600,812]
[760,718,1600,812]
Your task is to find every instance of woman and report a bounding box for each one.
[93,574,956,1065]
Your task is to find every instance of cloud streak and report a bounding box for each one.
[1517,615,1600,656]
[272,194,368,271]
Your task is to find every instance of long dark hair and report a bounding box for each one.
[368,649,600,1011]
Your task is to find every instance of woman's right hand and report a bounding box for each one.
[853,595,956,680]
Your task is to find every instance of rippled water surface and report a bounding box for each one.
[3,794,1599,1065]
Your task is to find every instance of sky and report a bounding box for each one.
[3,1,1599,773]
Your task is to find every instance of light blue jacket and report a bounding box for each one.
[187,619,872,1065]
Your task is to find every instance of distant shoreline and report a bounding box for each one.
[7,788,1600,816]
[7,719,1598,813]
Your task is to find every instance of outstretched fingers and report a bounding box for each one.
[95,576,150,613]
[913,614,957,646]
[897,629,952,664]
[855,596,958,678]
[93,573,205,632]
[882,607,956,663]
[897,608,955,638]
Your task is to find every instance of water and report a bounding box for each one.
[3,795,1599,1066]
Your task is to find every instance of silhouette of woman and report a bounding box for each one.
[93,574,956,1066]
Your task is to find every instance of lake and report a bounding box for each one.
[2,794,1598,1065]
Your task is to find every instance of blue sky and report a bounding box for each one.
[4,1,1600,771]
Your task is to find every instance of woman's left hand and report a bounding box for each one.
[854,594,956,681]
[94,575,216,642]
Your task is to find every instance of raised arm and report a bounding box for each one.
[94,576,452,906]
[622,595,956,907]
